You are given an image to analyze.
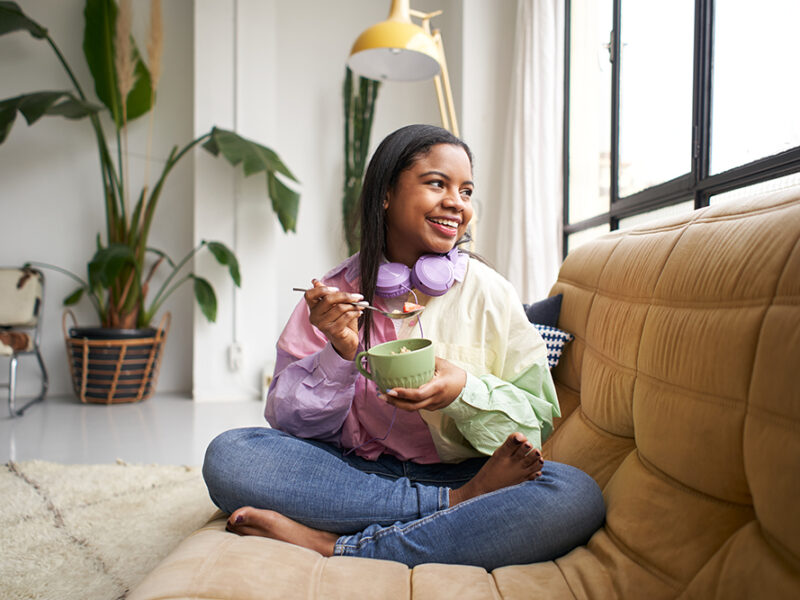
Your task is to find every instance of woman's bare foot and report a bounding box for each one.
[449,432,543,507]
[226,507,339,556]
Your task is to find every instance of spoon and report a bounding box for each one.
[292,288,425,320]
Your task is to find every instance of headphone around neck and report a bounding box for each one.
[376,248,462,297]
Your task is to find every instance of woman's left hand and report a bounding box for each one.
[381,357,467,412]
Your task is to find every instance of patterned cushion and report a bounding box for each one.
[533,324,574,369]
[0,268,42,327]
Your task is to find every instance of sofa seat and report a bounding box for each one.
[130,190,800,599]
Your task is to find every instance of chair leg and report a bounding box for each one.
[36,346,49,400]
[8,355,17,418]
[7,350,48,418]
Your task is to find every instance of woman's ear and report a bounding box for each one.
[383,193,390,210]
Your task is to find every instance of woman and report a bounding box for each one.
[203,124,604,570]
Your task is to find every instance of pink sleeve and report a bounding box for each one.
[264,293,360,443]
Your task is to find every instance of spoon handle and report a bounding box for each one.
[293,287,367,306]
[292,287,422,319]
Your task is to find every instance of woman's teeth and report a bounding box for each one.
[428,217,458,229]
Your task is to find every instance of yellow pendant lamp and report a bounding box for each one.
[347,0,459,135]
[348,0,440,82]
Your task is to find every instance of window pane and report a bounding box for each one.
[710,172,800,205]
[566,224,611,254]
[618,200,694,230]
[711,1,800,174]
[568,0,612,224]
[618,0,694,197]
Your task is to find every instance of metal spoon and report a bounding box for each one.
[292,288,424,320]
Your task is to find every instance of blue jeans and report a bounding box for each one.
[202,427,605,571]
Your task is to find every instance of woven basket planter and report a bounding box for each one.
[63,310,170,404]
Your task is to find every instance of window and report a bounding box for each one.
[564,0,800,257]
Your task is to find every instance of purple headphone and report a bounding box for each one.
[376,248,463,297]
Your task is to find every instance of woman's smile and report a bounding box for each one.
[426,216,462,237]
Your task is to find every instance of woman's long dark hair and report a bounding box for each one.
[358,124,474,349]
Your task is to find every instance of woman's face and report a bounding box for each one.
[384,143,474,267]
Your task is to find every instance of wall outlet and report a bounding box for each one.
[227,342,243,372]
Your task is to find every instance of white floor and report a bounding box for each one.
[0,393,268,467]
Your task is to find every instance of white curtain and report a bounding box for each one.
[495,0,565,302]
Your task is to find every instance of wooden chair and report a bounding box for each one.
[0,267,48,417]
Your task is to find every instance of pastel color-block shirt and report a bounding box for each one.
[265,253,560,463]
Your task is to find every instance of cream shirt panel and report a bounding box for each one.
[397,259,552,462]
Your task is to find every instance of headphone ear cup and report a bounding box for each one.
[376,262,412,297]
[411,254,455,297]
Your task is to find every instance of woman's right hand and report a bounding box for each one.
[304,279,363,360]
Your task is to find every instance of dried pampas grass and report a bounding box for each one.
[147,0,163,91]
[114,0,136,109]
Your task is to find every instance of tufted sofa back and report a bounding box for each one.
[545,190,800,598]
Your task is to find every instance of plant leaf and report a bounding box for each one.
[0,1,47,38]
[267,171,300,233]
[83,0,152,129]
[46,96,103,119]
[202,127,301,234]
[192,275,217,323]
[125,45,154,121]
[64,287,85,306]
[88,243,136,288]
[206,241,241,287]
[204,127,298,182]
[0,98,18,144]
[0,92,99,143]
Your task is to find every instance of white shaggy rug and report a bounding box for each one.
[0,460,218,600]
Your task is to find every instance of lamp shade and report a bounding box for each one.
[348,20,441,82]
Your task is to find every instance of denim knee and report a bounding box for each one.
[201,427,260,510]
[578,466,606,521]
[557,462,606,539]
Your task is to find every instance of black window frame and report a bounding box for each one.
[563,0,800,257]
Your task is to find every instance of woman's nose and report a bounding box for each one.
[442,186,465,209]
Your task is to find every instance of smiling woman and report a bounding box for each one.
[383,143,475,265]
[200,123,605,571]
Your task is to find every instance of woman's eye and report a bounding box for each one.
[428,180,444,188]
[461,188,473,198]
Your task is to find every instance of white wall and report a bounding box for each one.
[1,0,520,402]
[460,0,517,257]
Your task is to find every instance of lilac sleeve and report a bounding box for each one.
[265,342,359,443]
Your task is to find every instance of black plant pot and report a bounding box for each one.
[63,311,170,404]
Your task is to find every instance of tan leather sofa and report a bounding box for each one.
[130,190,800,599]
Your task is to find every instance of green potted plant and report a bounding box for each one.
[0,0,300,402]
[342,67,379,254]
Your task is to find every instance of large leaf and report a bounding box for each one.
[203,128,298,182]
[63,287,85,306]
[206,241,241,287]
[0,92,99,143]
[202,127,300,233]
[88,243,137,288]
[191,275,217,323]
[83,0,153,129]
[267,171,300,233]
[0,1,47,38]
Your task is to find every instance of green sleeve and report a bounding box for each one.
[439,359,561,455]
